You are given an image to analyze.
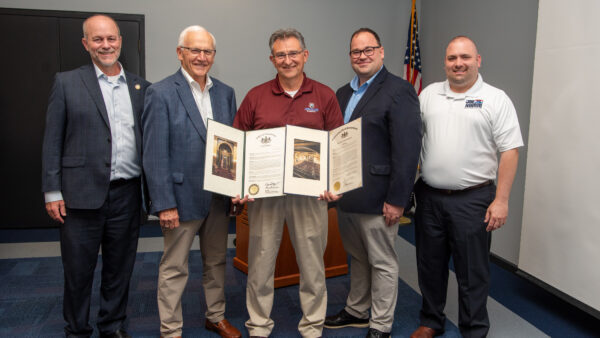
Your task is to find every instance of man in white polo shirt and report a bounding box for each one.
[410,36,523,338]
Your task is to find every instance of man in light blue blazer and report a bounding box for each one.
[142,25,241,338]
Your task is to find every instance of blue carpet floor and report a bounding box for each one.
[396,226,600,337]
[2,225,600,337]
[0,249,460,337]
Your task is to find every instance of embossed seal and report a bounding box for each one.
[249,184,259,195]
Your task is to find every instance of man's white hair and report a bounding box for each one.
[177,25,216,48]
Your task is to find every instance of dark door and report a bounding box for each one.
[0,9,145,228]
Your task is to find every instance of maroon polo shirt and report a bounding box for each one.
[234,74,343,131]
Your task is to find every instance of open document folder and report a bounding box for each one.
[203,118,363,198]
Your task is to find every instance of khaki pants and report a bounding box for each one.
[245,195,328,338]
[337,207,400,333]
[157,197,229,337]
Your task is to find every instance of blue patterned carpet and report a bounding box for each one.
[0,249,461,337]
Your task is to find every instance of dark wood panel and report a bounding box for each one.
[0,13,60,228]
[0,8,145,229]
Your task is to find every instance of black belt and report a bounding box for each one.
[110,176,140,188]
[424,180,494,195]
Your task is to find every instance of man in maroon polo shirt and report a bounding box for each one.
[233,28,343,338]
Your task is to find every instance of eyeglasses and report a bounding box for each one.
[349,46,381,58]
[273,50,304,61]
[180,46,216,57]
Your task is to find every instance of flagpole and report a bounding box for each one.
[408,0,416,83]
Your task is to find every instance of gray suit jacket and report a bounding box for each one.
[41,64,150,209]
[142,70,237,221]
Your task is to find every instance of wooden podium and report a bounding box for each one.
[233,206,348,288]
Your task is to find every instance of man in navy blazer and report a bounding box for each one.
[41,15,150,338]
[323,28,422,338]
[142,25,241,338]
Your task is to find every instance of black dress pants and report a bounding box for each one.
[414,179,495,338]
[60,178,141,337]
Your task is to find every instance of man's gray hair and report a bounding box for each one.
[268,28,306,51]
[177,25,216,48]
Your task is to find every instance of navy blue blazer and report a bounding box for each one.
[41,64,150,209]
[336,66,422,214]
[142,70,237,221]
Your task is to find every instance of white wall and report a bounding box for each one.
[0,0,414,103]
[520,0,600,313]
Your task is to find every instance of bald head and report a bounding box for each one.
[83,15,120,39]
[444,35,481,93]
[447,36,478,53]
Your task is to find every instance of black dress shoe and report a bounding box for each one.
[366,328,391,338]
[324,309,369,329]
[100,329,131,338]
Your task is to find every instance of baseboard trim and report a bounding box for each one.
[490,253,600,320]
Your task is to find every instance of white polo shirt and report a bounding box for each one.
[419,74,523,190]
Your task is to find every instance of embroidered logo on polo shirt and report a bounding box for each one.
[304,102,320,113]
[465,99,483,108]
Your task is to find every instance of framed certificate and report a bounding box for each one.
[328,117,362,195]
[203,119,245,198]
[283,125,329,197]
[243,127,286,198]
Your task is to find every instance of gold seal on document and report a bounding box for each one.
[333,181,341,192]
[135,84,141,90]
[249,184,259,195]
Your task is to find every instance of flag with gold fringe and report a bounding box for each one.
[403,0,422,94]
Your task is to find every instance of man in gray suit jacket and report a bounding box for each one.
[142,25,241,338]
[41,15,150,338]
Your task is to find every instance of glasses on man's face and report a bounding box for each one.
[180,46,216,57]
[273,50,304,61]
[349,46,381,59]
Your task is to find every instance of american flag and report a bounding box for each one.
[403,0,422,94]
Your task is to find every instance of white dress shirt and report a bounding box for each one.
[180,67,213,126]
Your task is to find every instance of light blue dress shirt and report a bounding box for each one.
[96,63,140,181]
[343,66,384,123]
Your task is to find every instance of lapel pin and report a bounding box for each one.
[135,84,141,90]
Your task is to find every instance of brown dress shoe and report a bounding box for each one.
[410,326,436,338]
[205,319,242,338]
